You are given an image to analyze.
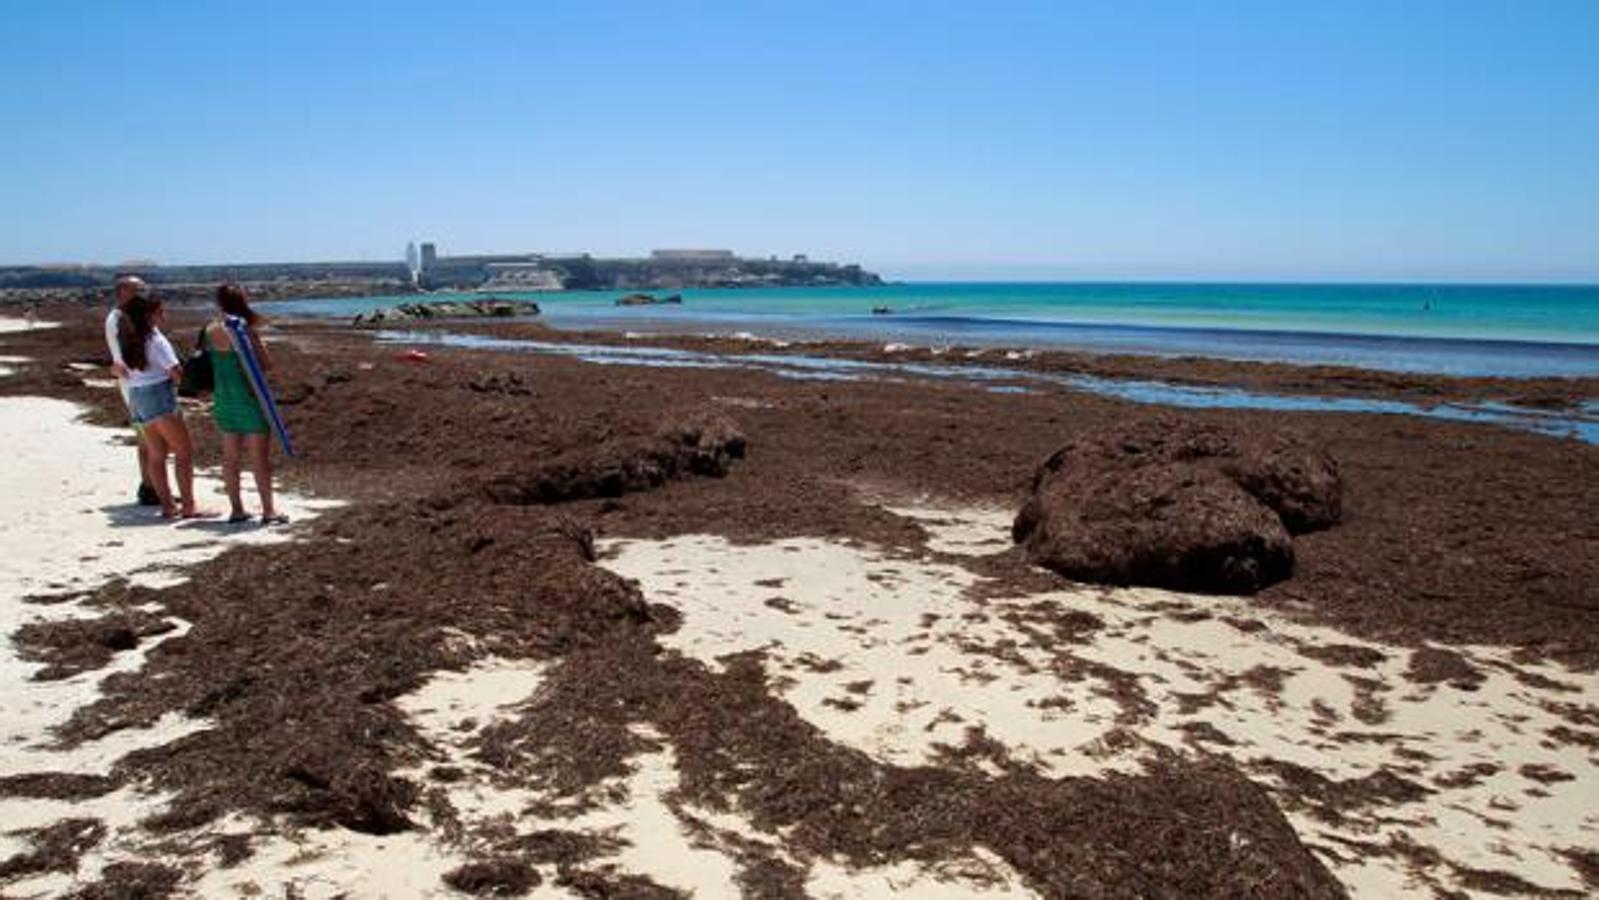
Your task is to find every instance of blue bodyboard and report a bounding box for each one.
[224,315,296,457]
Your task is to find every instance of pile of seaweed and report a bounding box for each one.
[11,410,1343,897]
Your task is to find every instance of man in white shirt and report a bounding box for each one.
[106,275,160,505]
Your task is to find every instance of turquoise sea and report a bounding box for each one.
[262,282,1599,378]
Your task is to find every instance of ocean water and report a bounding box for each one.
[260,281,1599,377]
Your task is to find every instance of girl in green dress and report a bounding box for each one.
[205,283,285,524]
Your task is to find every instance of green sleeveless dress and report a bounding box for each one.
[206,326,269,435]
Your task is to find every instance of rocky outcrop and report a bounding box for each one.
[614,293,683,307]
[1013,418,1341,594]
[351,300,539,326]
[551,257,881,291]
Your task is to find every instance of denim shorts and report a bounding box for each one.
[118,382,143,434]
[128,381,178,424]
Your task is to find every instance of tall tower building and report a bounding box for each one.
[420,243,438,272]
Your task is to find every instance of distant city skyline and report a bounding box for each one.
[3,1,1596,283]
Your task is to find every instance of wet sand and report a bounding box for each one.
[0,308,1594,898]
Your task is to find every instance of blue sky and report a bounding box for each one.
[2,0,1596,281]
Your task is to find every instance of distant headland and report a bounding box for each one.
[0,245,882,306]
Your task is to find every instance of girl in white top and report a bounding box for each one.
[106,276,159,505]
[116,295,209,519]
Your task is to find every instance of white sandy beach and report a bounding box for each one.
[1,318,1594,898]
[0,326,336,896]
[0,400,340,895]
[0,329,1035,898]
[601,507,1599,897]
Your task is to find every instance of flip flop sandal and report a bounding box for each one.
[227,512,253,524]
[261,514,290,526]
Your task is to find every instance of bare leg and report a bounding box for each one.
[147,415,204,518]
[221,434,245,518]
[170,421,197,517]
[135,427,157,497]
[247,433,276,519]
[142,427,175,517]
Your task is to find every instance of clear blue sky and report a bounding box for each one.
[3,0,1596,281]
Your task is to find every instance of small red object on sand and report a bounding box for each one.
[398,349,430,363]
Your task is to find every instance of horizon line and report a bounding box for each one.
[3,258,1596,289]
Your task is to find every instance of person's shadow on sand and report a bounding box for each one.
[100,502,175,529]
[100,503,264,534]
[175,518,265,535]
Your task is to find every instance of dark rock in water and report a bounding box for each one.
[483,409,745,505]
[351,299,539,326]
[1013,418,1341,594]
[614,292,684,307]
[872,306,893,315]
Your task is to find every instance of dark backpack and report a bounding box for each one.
[179,327,214,397]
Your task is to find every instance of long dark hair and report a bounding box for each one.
[118,295,163,371]
[216,282,261,326]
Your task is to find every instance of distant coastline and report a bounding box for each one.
[0,248,883,306]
